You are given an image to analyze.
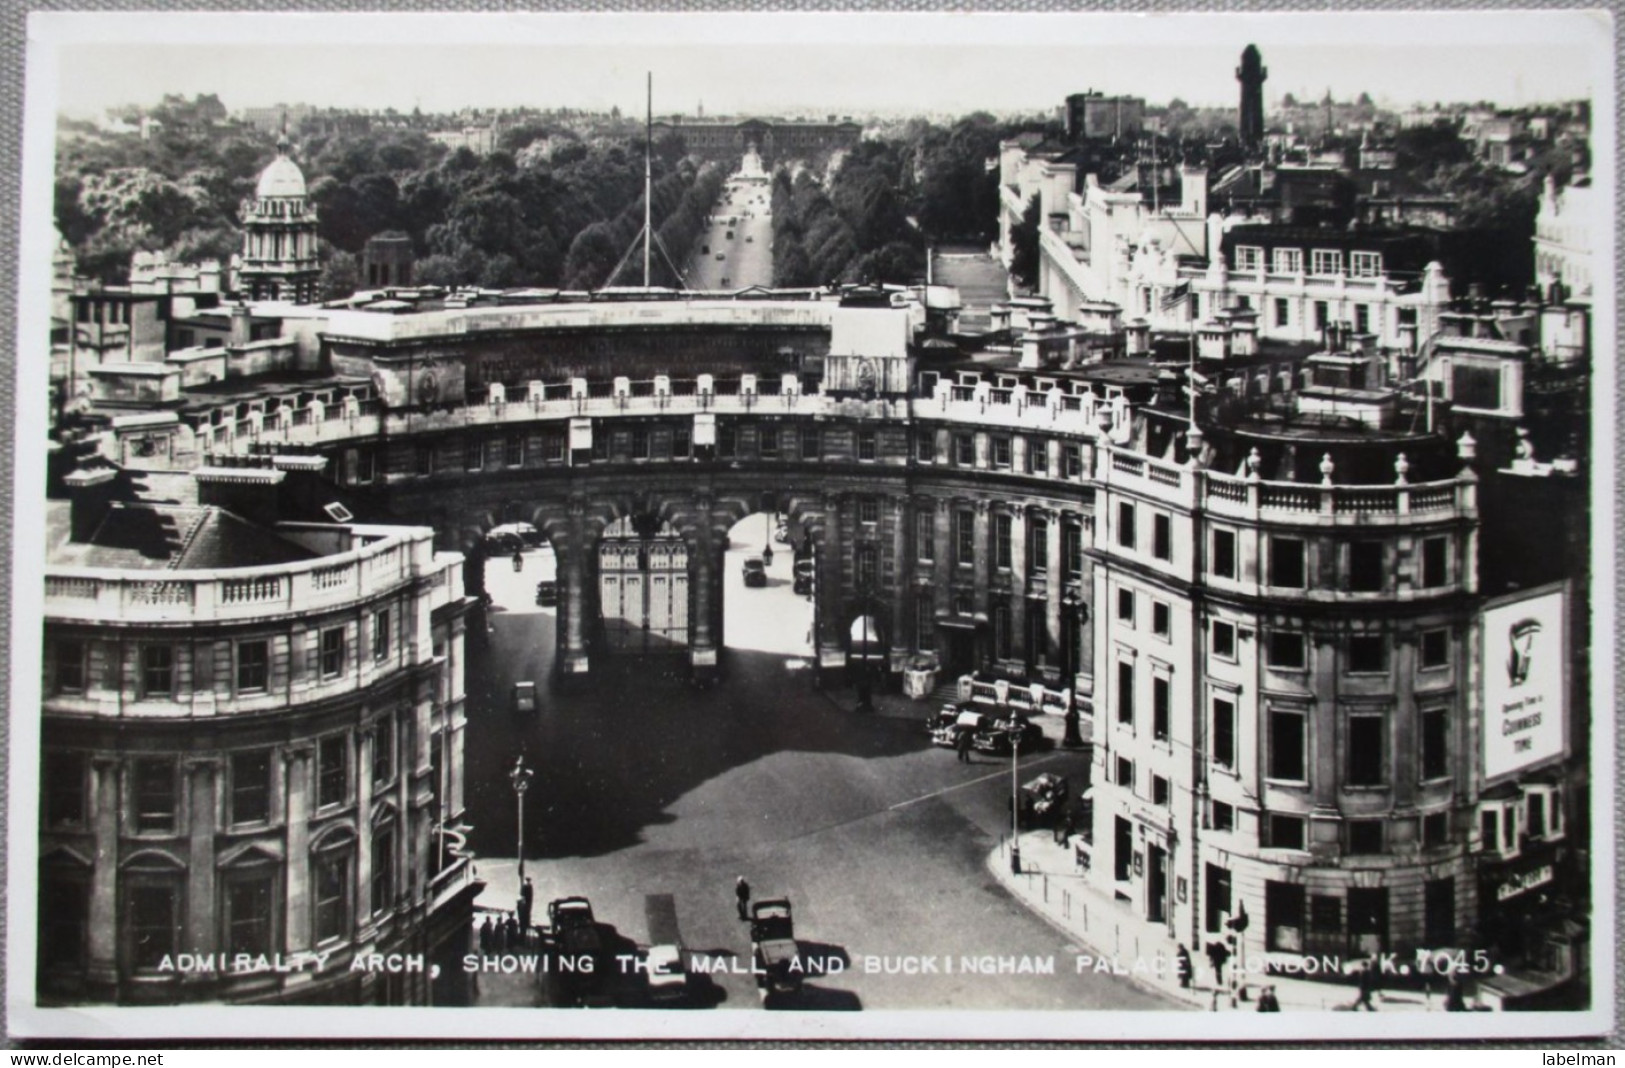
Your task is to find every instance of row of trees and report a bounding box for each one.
[769,141,923,288]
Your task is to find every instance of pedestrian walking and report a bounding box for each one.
[735,876,751,920]
[1257,985,1281,1012]
[955,724,973,763]
[1175,944,1193,990]
[479,915,494,953]
[1054,811,1075,846]
[1353,960,1380,1011]
[503,912,519,952]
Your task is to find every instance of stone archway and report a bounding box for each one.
[598,515,690,656]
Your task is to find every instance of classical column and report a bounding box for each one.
[972,500,991,670]
[689,495,718,679]
[282,745,314,955]
[888,496,909,671]
[817,493,846,670]
[184,758,220,981]
[86,757,121,991]
[355,729,375,929]
[1046,508,1064,679]
[560,498,590,678]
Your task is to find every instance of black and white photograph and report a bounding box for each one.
[5,10,1616,1042]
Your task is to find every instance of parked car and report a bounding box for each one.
[546,896,608,1004]
[535,580,559,606]
[793,558,815,596]
[928,706,995,748]
[750,898,802,996]
[645,943,689,1004]
[511,681,538,715]
[1019,772,1071,828]
[488,522,539,547]
[742,558,767,587]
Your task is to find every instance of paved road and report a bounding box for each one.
[686,158,774,290]
[464,548,1176,1012]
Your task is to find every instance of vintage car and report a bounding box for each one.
[1018,772,1071,828]
[792,558,815,596]
[742,558,768,587]
[511,681,538,715]
[535,580,559,606]
[929,706,995,749]
[545,896,608,1004]
[750,898,802,996]
[982,714,1045,755]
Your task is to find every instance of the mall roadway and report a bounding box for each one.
[462,539,1176,1012]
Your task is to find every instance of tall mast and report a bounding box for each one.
[644,72,653,288]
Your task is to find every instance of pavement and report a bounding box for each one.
[986,830,1461,1014]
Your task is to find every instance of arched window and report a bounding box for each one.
[219,848,280,958]
[311,830,355,945]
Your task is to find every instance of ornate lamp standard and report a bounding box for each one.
[509,755,534,880]
[1009,723,1024,874]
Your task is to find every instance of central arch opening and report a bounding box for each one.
[598,515,689,656]
[722,509,814,660]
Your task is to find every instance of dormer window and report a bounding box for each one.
[1310,249,1343,276]
[1234,246,1263,272]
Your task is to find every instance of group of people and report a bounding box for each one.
[477,876,537,954]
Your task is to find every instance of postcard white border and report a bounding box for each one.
[7,8,1617,1042]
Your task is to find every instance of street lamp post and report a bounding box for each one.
[509,756,534,880]
[1009,727,1023,874]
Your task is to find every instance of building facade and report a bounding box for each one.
[39,463,478,1005]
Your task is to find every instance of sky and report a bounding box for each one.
[38,11,1610,120]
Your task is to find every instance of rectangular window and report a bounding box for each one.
[1116,756,1134,791]
[1420,628,1450,670]
[672,426,691,459]
[858,497,880,525]
[1348,713,1385,786]
[856,544,878,588]
[1421,536,1448,588]
[504,435,525,467]
[1212,529,1236,579]
[1152,775,1170,806]
[372,716,393,786]
[319,627,345,679]
[1152,513,1172,561]
[917,511,935,562]
[1480,809,1498,851]
[355,450,377,485]
[1117,502,1136,550]
[1234,245,1262,272]
[1269,708,1307,781]
[543,432,567,462]
[718,425,737,459]
[1270,537,1306,588]
[1117,661,1134,725]
[1212,620,1236,659]
[915,595,934,652]
[1152,601,1170,639]
[1350,251,1383,278]
[1274,297,1290,328]
[1153,677,1170,741]
[44,752,86,827]
[464,438,484,472]
[142,645,174,697]
[800,426,819,461]
[1311,249,1343,276]
[1420,707,1448,781]
[1347,820,1384,855]
[1424,812,1450,849]
[1314,301,1330,331]
[1117,588,1135,624]
[318,734,348,809]
[1268,814,1306,851]
[230,751,271,825]
[915,432,934,463]
[993,600,1012,660]
[1027,438,1047,474]
[40,874,89,969]
[132,759,176,834]
[1212,800,1235,831]
[1266,881,1308,953]
[856,430,877,462]
[1213,698,1236,769]
[991,437,1011,469]
[1354,303,1371,335]
[1348,634,1388,674]
[1064,525,1084,580]
[955,510,975,567]
[371,824,395,914]
[128,883,179,970]
[994,514,1012,570]
[1424,878,1456,947]
[631,426,651,460]
[225,874,275,957]
[1310,895,1342,955]
[1028,516,1048,574]
[955,435,975,466]
[1115,818,1134,882]
[1268,630,1307,670]
[1349,540,1384,592]
[237,640,268,692]
[53,639,86,693]
[1064,446,1085,479]
[313,849,351,944]
[371,611,390,661]
[1273,248,1303,274]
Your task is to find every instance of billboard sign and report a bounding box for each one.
[1481,583,1569,782]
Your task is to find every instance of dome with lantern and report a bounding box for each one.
[255,136,308,199]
